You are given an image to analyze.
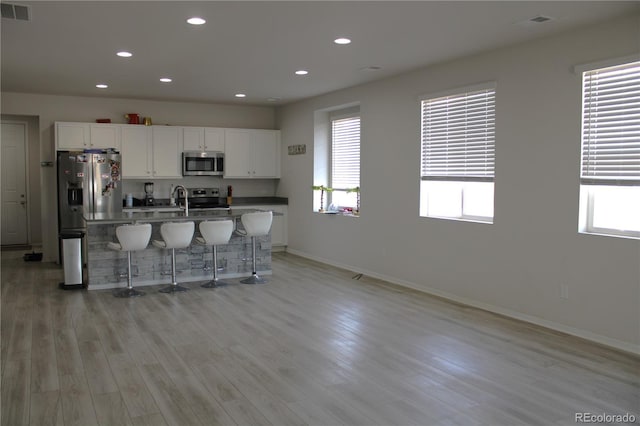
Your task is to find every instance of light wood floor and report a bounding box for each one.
[2,250,638,426]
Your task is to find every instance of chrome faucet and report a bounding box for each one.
[173,185,188,216]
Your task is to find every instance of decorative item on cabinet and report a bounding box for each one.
[125,113,139,124]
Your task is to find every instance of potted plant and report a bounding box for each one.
[347,186,360,215]
[312,185,333,212]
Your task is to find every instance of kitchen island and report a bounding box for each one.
[83,208,272,290]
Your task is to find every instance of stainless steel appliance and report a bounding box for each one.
[177,187,229,210]
[57,150,122,261]
[144,182,154,206]
[182,151,224,176]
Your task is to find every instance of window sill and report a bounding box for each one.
[314,211,360,217]
[420,214,493,225]
[579,229,640,241]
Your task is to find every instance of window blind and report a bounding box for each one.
[421,87,495,182]
[331,116,360,190]
[581,61,640,185]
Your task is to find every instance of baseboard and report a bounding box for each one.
[285,248,640,356]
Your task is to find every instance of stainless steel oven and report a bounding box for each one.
[182,151,224,176]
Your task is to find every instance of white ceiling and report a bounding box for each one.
[2,1,638,106]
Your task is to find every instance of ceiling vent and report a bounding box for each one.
[1,3,31,21]
[529,15,553,24]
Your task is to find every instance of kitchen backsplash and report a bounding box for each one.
[121,176,277,200]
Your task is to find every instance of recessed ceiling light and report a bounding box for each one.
[235,93,246,98]
[187,17,206,25]
[295,70,309,75]
[159,77,172,83]
[116,51,132,58]
[267,97,282,102]
[96,84,108,89]
[334,37,351,45]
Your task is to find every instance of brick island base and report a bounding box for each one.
[84,211,271,290]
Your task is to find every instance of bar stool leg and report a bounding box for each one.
[159,248,189,293]
[114,251,145,298]
[241,236,267,284]
[202,245,229,288]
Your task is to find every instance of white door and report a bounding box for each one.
[1,122,28,245]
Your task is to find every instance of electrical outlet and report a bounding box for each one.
[560,284,569,300]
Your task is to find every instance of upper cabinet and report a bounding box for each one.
[56,122,120,150]
[204,128,225,152]
[56,122,89,149]
[90,124,121,150]
[224,129,280,178]
[120,126,181,178]
[55,122,280,180]
[152,126,182,178]
[183,127,225,152]
[120,126,152,178]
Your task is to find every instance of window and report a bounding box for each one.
[330,114,360,208]
[419,83,496,223]
[579,60,640,239]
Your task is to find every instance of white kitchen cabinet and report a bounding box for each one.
[121,126,152,178]
[224,129,280,178]
[56,122,90,149]
[56,122,121,150]
[121,126,181,178]
[90,124,121,150]
[183,127,204,151]
[204,128,225,152]
[269,205,287,248]
[240,204,287,249]
[152,126,182,178]
[183,127,225,152]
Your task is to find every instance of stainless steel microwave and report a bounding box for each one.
[182,151,224,176]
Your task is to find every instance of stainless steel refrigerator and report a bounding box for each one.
[57,150,122,262]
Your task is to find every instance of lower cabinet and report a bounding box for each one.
[240,205,287,249]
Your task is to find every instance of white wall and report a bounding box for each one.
[0,92,276,261]
[277,14,640,352]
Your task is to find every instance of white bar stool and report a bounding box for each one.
[239,211,272,285]
[107,223,152,298]
[196,220,234,288]
[152,221,195,293]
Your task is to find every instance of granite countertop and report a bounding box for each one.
[84,208,272,224]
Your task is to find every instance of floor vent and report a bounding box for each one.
[1,3,31,21]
